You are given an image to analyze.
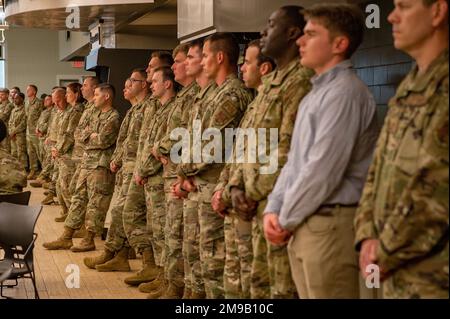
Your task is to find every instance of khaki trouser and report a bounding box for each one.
[287,205,360,299]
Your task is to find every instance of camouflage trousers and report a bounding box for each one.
[26,133,40,171]
[38,141,54,180]
[11,133,27,169]
[65,166,114,234]
[163,177,185,287]
[251,199,297,299]
[104,168,131,252]
[69,160,82,195]
[195,176,225,299]
[122,173,165,260]
[0,135,11,153]
[47,161,59,196]
[144,174,167,268]
[382,240,449,299]
[224,213,253,299]
[38,137,46,165]
[56,158,76,215]
[182,191,204,294]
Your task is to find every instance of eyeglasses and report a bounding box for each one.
[128,78,146,84]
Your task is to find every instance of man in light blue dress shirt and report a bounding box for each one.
[263,3,380,298]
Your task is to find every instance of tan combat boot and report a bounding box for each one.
[96,246,131,272]
[160,283,184,299]
[29,180,43,188]
[43,226,74,250]
[54,213,67,222]
[124,248,159,286]
[70,231,96,252]
[182,287,192,299]
[83,248,115,269]
[27,170,37,180]
[73,225,87,238]
[41,193,55,205]
[138,269,164,293]
[128,248,136,260]
[146,279,167,299]
[190,290,206,299]
[42,182,50,189]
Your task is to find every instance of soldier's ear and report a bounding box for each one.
[216,51,225,65]
[431,0,449,28]
[287,26,302,42]
[259,61,273,76]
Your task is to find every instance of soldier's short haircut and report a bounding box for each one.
[97,83,116,99]
[16,92,25,100]
[205,32,240,66]
[188,39,204,52]
[131,68,148,80]
[302,3,365,59]
[0,88,9,94]
[53,87,66,97]
[40,93,47,100]
[67,82,86,104]
[248,39,276,69]
[11,86,21,92]
[28,84,38,93]
[151,51,175,67]
[279,5,307,31]
[173,43,190,58]
[0,120,7,143]
[86,76,100,87]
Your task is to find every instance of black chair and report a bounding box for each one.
[0,202,42,299]
[0,191,32,205]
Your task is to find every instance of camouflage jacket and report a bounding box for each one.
[47,108,61,143]
[36,106,53,138]
[54,105,82,160]
[178,74,253,183]
[0,101,14,126]
[81,107,120,169]
[120,95,154,171]
[354,49,449,274]
[137,96,176,178]
[227,60,314,201]
[110,103,136,169]
[154,81,200,179]
[8,103,27,136]
[26,97,43,135]
[0,148,27,194]
[73,102,96,162]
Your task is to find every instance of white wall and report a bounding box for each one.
[4,26,94,95]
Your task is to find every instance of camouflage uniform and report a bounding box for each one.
[0,148,27,194]
[26,97,43,172]
[137,95,178,270]
[105,98,147,253]
[122,97,159,254]
[181,82,217,295]
[0,100,14,153]
[215,99,257,299]
[227,60,313,298]
[178,74,253,298]
[40,108,60,189]
[65,107,119,234]
[54,105,83,214]
[354,49,449,299]
[70,102,94,196]
[8,103,28,169]
[152,81,200,287]
[36,106,53,166]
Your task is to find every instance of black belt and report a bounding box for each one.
[316,203,358,216]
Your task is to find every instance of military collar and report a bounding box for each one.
[265,59,300,89]
[197,81,216,100]
[159,96,176,112]
[217,74,238,89]
[398,48,449,98]
[177,81,197,98]
[28,97,37,105]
